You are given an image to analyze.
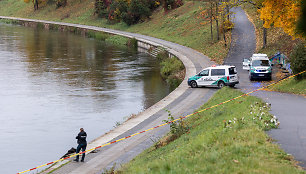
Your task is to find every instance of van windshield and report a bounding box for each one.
[252,60,270,66]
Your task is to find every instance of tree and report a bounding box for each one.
[199,0,233,44]
[215,0,220,40]
[258,0,302,38]
[24,0,46,10]
[290,43,306,80]
[297,0,306,36]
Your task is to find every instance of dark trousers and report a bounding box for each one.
[76,143,87,161]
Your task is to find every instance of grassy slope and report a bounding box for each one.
[119,87,305,173]
[0,0,230,64]
[242,3,306,95]
[267,77,306,96]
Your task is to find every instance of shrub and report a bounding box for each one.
[121,0,152,25]
[289,42,306,80]
[94,0,111,18]
[156,50,168,61]
[108,0,128,21]
[95,0,161,25]
[56,0,67,8]
[157,52,184,88]
[160,57,184,78]
[127,38,138,49]
[163,0,183,12]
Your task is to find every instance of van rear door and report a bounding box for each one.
[228,67,238,83]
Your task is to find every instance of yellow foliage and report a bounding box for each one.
[259,0,302,38]
[24,0,30,3]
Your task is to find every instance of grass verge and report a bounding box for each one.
[116,87,305,173]
[267,78,306,96]
[0,0,231,64]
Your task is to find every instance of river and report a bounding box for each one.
[0,23,172,174]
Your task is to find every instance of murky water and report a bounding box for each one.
[0,23,171,174]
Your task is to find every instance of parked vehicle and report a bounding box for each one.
[247,54,272,80]
[243,58,250,70]
[188,65,239,88]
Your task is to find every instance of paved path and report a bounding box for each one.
[2,6,305,173]
[226,7,306,168]
[0,16,216,173]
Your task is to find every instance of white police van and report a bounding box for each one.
[244,54,272,80]
[188,65,239,88]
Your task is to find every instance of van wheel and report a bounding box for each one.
[218,81,225,89]
[190,81,198,88]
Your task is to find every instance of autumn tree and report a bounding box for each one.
[259,0,302,39]
[199,0,234,45]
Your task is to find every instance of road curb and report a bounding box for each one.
[0,16,214,173]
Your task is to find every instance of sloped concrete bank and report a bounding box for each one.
[0,16,215,173]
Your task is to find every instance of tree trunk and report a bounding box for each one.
[215,1,220,40]
[226,0,230,21]
[34,0,38,10]
[210,2,213,41]
[222,11,227,47]
[263,21,267,49]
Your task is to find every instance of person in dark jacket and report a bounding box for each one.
[74,128,87,162]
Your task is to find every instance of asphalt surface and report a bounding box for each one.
[49,42,216,173]
[2,6,305,173]
[0,16,216,174]
[226,7,306,168]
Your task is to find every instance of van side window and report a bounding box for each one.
[211,69,225,76]
[199,69,209,76]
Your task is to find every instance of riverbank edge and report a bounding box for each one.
[0,16,212,172]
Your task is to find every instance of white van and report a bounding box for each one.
[188,65,239,88]
[247,54,272,80]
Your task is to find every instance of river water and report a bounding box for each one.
[0,23,171,173]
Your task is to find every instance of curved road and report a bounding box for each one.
[0,16,217,173]
[226,7,306,168]
[2,6,305,173]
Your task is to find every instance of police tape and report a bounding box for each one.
[17,70,306,174]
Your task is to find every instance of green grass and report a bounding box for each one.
[268,78,306,95]
[0,0,231,64]
[118,87,305,173]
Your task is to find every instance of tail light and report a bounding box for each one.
[227,76,230,80]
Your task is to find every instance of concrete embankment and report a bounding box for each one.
[0,16,216,173]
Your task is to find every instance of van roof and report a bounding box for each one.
[207,65,235,69]
[251,56,269,61]
[252,53,268,57]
